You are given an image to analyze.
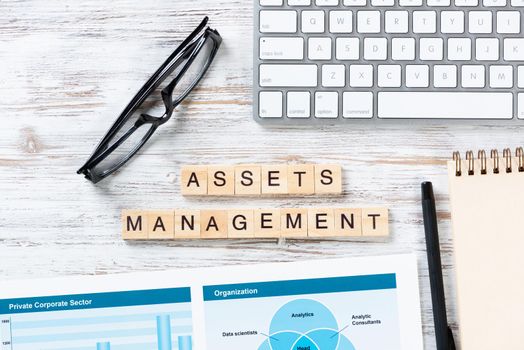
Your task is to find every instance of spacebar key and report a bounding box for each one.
[378,92,513,119]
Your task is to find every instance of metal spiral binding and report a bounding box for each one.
[517,147,524,172]
[453,148,524,176]
[478,150,487,175]
[491,149,499,174]
[465,151,474,175]
[452,151,461,177]
[503,148,512,173]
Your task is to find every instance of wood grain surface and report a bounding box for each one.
[1,1,523,348]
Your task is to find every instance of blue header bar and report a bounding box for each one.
[203,273,396,301]
[0,287,191,315]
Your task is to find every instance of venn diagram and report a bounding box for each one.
[258,299,356,350]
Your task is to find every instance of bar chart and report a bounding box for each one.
[0,288,193,350]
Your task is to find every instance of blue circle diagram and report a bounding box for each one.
[257,299,356,350]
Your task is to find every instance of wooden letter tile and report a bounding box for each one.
[122,210,148,240]
[288,164,315,195]
[201,210,228,239]
[235,165,262,196]
[148,210,175,240]
[314,164,343,195]
[334,208,362,237]
[254,209,281,238]
[208,166,235,196]
[174,210,201,239]
[181,165,208,196]
[362,208,389,237]
[280,208,308,238]
[307,208,335,238]
[261,165,289,195]
[227,210,255,238]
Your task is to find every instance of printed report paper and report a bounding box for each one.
[0,254,423,350]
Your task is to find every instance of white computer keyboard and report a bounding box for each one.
[254,0,524,123]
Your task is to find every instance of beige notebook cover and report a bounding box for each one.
[448,149,524,349]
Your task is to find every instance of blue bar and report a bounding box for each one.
[203,273,397,301]
[156,315,172,350]
[178,335,192,350]
[0,288,191,315]
[96,342,110,350]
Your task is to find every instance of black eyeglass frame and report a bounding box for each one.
[77,17,222,183]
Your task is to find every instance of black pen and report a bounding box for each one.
[421,182,456,350]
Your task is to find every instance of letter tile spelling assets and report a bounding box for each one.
[181,164,342,196]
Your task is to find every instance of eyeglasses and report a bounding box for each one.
[78,17,222,183]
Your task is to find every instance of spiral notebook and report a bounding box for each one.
[448,148,524,349]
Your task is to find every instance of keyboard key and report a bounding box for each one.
[490,66,513,88]
[519,94,524,119]
[504,39,524,61]
[364,38,387,60]
[406,65,429,87]
[302,11,325,33]
[260,0,284,5]
[378,65,402,87]
[378,92,513,119]
[385,11,409,33]
[420,38,443,60]
[287,91,311,118]
[260,11,297,33]
[343,92,373,118]
[434,65,458,88]
[315,92,339,118]
[336,38,360,60]
[317,0,339,5]
[259,37,304,60]
[476,38,499,61]
[329,11,353,33]
[441,11,464,33]
[392,38,415,60]
[309,37,332,60]
[259,65,318,87]
[497,12,520,34]
[399,0,423,5]
[428,0,451,5]
[357,11,381,33]
[413,11,437,33]
[462,65,485,88]
[512,0,524,5]
[288,0,311,4]
[455,0,478,5]
[343,0,367,5]
[259,92,283,118]
[371,0,394,5]
[448,38,471,60]
[483,0,506,6]
[349,65,373,87]
[322,64,346,87]
[469,12,493,33]
[518,66,524,87]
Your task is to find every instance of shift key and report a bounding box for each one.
[259,64,318,87]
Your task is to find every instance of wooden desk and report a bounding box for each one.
[1,1,521,348]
